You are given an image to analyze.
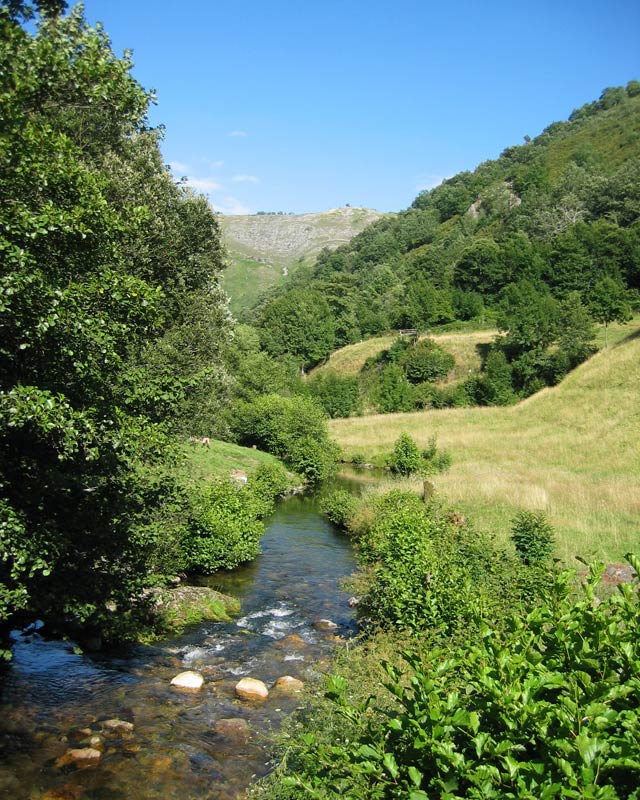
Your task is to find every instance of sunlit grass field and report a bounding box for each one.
[330,322,640,565]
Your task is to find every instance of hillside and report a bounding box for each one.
[330,323,640,564]
[220,206,385,314]
[253,85,640,366]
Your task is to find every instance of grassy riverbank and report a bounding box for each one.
[330,323,640,564]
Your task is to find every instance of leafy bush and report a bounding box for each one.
[307,370,361,418]
[259,557,640,800]
[511,510,555,565]
[352,491,513,634]
[231,394,339,484]
[319,489,359,529]
[181,481,266,573]
[387,433,423,476]
[400,339,456,384]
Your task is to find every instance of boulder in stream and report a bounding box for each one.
[273,676,305,694]
[235,677,269,701]
[313,618,338,631]
[170,670,204,690]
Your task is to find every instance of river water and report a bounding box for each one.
[0,494,357,800]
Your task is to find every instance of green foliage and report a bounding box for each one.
[386,433,423,476]
[352,491,510,635]
[373,364,416,413]
[258,288,336,368]
[181,481,266,574]
[0,7,231,650]
[400,339,456,384]
[590,276,633,345]
[510,510,556,565]
[231,394,339,483]
[307,369,361,418]
[257,556,640,800]
[319,489,359,529]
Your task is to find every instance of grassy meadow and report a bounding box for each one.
[330,322,640,565]
[183,438,292,482]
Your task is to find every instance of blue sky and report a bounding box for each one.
[82,0,640,215]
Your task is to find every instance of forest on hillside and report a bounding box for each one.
[248,84,639,414]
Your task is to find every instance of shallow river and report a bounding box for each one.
[0,494,357,800]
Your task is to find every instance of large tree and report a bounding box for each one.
[0,5,230,652]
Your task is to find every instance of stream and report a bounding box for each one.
[0,494,358,800]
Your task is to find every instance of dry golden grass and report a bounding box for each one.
[331,326,640,565]
[313,329,496,380]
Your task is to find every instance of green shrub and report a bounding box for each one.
[181,481,266,573]
[307,370,361,418]
[387,433,423,476]
[231,394,339,483]
[400,338,456,384]
[259,556,640,800]
[511,510,555,565]
[319,489,359,529]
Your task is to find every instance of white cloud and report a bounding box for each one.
[210,196,252,215]
[416,174,448,192]
[228,130,248,137]
[187,177,223,192]
[169,160,191,174]
[232,174,260,183]
[207,159,225,169]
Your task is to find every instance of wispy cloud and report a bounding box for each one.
[416,174,448,192]
[187,177,223,192]
[207,159,225,169]
[210,196,252,215]
[169,160,191,174]
[232,174,260,183]
[228,130,248,137]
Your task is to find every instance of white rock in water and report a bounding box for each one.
[235,677,269,700]
[313,618,338,630]
[170,670,204,690]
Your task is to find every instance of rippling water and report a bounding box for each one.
[0,495,357,799]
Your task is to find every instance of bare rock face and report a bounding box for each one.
[273,675,305,694]
[235,677,269,701]
[170,670,204,690]
[55,747,102,769]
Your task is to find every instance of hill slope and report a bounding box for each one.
[330,325,640,563]
[253,85,640,357]
[220,206,385,314]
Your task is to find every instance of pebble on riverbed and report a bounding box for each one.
[103,718,134,735]
[214,718,251,742]
[235,677,269,701]
[55,747,102,769]
[170,670,204,690]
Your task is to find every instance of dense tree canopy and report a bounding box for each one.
[0,6,231,651]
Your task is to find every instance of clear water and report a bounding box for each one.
[0,495,357,799]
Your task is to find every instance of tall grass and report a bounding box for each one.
[330,326,640,564]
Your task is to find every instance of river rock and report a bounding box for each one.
[103,718,134,734]
[235,677,269,701]
[55,747,102,769]
[170,670,204,690]
[274,676,305,693]
[274,633,308,649]
[313,618,338,630]
[214,717,251,741]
